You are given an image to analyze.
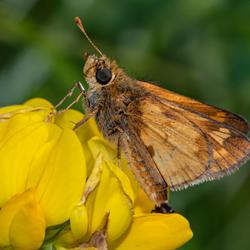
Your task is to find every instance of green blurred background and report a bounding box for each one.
[0,0,250,249]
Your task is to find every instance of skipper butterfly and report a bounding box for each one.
[73,17,250,213]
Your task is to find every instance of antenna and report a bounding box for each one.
[75,17,103,56]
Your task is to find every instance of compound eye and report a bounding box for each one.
[96,67,112,85]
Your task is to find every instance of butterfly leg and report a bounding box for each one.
[55,81,85,109]
[152,202,175,214]
[73,108,99,130]
[57,92,84,115]
[117,136,122,168]
[152,187,175,213]
[106,125,123,168]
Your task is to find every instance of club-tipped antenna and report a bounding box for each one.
[75,17,103,56]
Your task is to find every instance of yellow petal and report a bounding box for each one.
[133,188,154,215]
[86,159,134,242]
[0,189,43,247]
[32,126,86,226]
[0,113,51,205]
[0,98,53,122]
[0,105,28,116]
[107,161,135,202]
[0,98,53,124]
[76,119,103,176]
[82,155,103,202]
[24,98,54,109]
[0,109,45,146]
[9,195,46,250]
[54,230,76,248]
[88,137,116,163]
[55,109,84,130]
[76,118,103,142]
[88,137,138,193]
[111,213,193,250]
[0,108,86,225]
[70,204,88,240]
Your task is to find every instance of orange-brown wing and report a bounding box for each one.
[138,81,249,134]
[127,93,250,191]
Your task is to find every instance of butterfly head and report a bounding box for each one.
[83,53,118,88]
[75,17,120,89]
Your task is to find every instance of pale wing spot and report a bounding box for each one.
[219,128,231,133]
[209,131,231,145]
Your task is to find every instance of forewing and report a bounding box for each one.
[138,81,249,134]
[127,93,250,191]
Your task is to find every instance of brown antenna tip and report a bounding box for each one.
[75,17,83,30]
[74,16,103,56]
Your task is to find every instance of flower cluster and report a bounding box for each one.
[0,98,193,250]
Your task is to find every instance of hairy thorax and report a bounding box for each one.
[84,77,147,142]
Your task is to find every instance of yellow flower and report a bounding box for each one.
[0,98,86,249]
[56,136,193,250]
[0,98,193,250]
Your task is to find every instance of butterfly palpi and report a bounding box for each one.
[73,17,250,213]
